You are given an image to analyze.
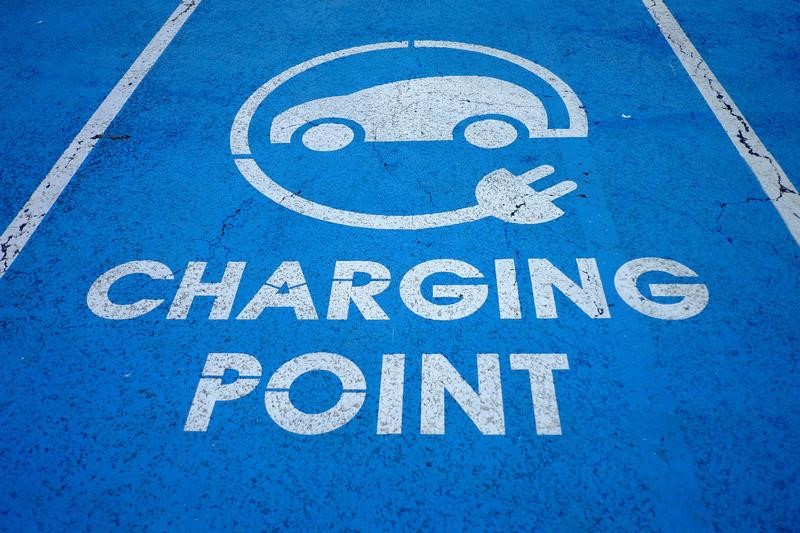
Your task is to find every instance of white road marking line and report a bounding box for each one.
[0,0,201,279]
[645,0,800,245]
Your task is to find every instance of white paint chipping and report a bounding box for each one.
[645,0,800,245]
[0,1,201,279]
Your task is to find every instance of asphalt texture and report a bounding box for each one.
[0,0,798,530]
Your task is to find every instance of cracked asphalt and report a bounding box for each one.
[0,0,799,530]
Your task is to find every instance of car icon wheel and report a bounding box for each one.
[301,122,356,151]
[462,117,519,149]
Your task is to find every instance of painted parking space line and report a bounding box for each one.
[644,0,800,244]
[0,0,201,279]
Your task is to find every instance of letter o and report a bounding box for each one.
[265,352,366,435]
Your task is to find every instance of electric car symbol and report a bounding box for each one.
[269,75,551,151]
[232,40,590,230]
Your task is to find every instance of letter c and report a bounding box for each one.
[87,260,174,319]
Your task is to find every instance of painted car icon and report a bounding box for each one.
[269,75,553,151]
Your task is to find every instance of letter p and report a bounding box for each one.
[184,353,262,432]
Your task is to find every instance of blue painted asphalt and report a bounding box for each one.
[0,0,177,225]
[0,1,798,530]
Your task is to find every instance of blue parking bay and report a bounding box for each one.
[1,0,798,529]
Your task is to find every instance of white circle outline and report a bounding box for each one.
[230,40,588,230]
